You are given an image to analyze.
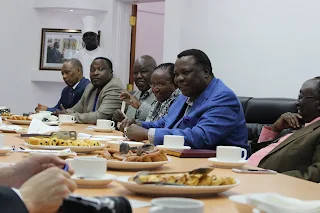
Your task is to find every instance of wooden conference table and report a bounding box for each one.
[1,123,320,213]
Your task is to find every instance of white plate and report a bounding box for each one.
[107,157,171,170]
[116,176,240,196]
[93,135,126,140]
[93,127,115,133]
[60,121,76,125]
[15,129,28,134]
[0,128,16,133]
[0,147,12,155]
[208,158,248,168]
[72,174,116,188]
[23,143,105,153]
[6,119,31,125]
[156,145,191,151]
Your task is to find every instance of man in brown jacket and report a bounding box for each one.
[248,77,320,182]
[56,57,123,124]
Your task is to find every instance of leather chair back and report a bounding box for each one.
[238,97,297,141]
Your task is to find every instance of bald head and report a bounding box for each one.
[133,55,157,92]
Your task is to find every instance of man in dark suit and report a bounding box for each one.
[36,58,90,112]
[50,42,64,63]
[121,49,248,150]
[248,77,320,182]
[0,155,76,213]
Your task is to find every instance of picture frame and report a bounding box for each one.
[39,28,101,71]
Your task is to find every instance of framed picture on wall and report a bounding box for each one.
[39,28,101,71]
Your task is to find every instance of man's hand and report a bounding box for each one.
[11,154,73,188]
[120,92,141,109]
[120,118,137,132]
[126,124,149,141]
[53,104,68,116]
[35,104,48,113]
[112,109,125,123]
[271,112,303,132]
[20,167,77,213]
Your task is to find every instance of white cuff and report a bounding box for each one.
[148,128,156,144]
[12,187,23,201]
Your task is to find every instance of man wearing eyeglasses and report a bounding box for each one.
[248,77,320,183]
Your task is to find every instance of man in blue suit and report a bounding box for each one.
[36,59,90,112]
[121,49,248,150]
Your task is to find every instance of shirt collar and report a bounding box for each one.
[140,88,152,100]
[305,117,320,126]
[72,80,81,90]
[186,97,193,107]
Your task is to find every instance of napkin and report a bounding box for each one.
[77,133,92,139]
[231,193,320,213]
[248,193,320,213]
[28,119,59,134]
[0,124,22,130]
[77,133,125,140]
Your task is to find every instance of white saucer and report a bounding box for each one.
[93,127,115,133]
[156,145,191,151]
[59,121,76,125]
[71,174,116,188]
[0,147,12,155]
[208,158,248,168]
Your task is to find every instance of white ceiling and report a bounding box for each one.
[119,0,164,3]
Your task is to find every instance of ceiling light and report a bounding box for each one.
[70,10,74,12]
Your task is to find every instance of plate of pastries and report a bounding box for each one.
[24,137,105,153]
[6,115,32,125]
[0,112,12,119]
[94,148,170,170]
[116,169,239,196]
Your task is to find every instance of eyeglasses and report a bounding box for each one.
[150,82,175,89]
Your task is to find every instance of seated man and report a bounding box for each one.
[112,55,156,122]
[55,57,124,124]
[248,77,320,183]
[36,58,90,112]
[121,49,248,150]
[145,63,181,122]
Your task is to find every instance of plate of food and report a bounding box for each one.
[0,112,12,119]
[0,125,22,133]
[24,137,105,153]
[95,148,171,170]
[6,115,32,125]
[116,169,240,196]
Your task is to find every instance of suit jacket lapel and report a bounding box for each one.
[265,120,320,157]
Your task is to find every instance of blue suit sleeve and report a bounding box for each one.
[47,102,61,112]
[47,89,65,112]
[141,116,167,129]
[153,93,242,149]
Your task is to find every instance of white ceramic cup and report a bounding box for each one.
[216,146,247,162]
[0,134,4,148]
[149,198,204,213]
[59,114,75,122]
[67,157,107,178]
[96,119,115,129]
[163,135,184,147]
